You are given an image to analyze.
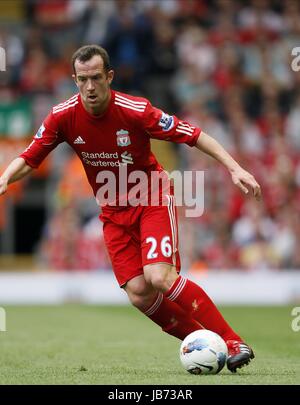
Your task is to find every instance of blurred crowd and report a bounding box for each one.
[1,0,300,271]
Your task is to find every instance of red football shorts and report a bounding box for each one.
[100,196,181,287]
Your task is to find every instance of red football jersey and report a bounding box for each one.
[20,90,201,207]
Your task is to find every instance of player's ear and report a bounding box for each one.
[72,74,78,87]
[107,70,114,85]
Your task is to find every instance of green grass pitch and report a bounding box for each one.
[0,305,299,385]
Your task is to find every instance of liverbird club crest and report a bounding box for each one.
[116,129,131,147]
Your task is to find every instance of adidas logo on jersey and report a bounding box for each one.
[74,136,85,144]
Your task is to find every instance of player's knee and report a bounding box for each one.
[150,273,173,292]
[124,275,156,310]
[128,293,148,309]
[128,290,157,311]
[144,264,178,293]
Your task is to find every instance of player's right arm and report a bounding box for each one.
[0,111,63,197]
[0,158,33,196]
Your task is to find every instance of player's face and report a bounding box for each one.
[73,55,114,115]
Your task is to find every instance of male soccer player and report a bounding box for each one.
[0,45,261,372]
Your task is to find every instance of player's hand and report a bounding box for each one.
[0,177,8,196]
[230,167,261,201]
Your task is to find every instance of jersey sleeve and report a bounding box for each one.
[20,111,63,168]
[142,102,201,147]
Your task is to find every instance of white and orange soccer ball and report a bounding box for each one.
[179,329,228,375]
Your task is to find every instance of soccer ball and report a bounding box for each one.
[179,329,228,375]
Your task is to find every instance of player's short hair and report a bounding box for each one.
[71,45,111,74]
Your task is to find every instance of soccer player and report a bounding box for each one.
[0,45,261,372]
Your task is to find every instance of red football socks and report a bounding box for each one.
[143,293,202,340]
[165,276,241,342]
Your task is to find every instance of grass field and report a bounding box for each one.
[0,305,299,385]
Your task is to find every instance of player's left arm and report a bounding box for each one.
[196,131,262,200]
[141,102,261,200]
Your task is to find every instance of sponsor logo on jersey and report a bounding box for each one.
[34,124,45,139]
[74,136,85,144]
[159,112,174,131]
[81,151,118,159]
[80,150,134,166]
[81,151,120,167]
[116,129,131,147]
[121,151,134,165]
